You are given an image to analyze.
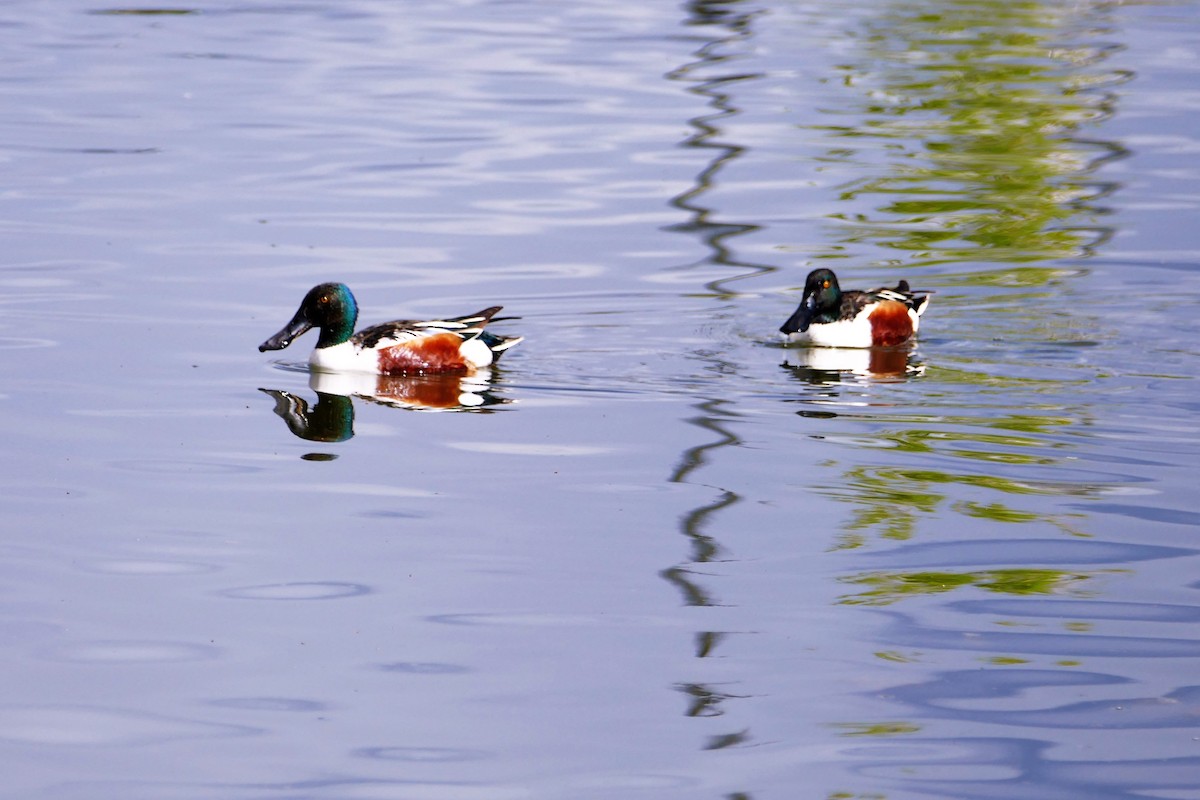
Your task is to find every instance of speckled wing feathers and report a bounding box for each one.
[352,307,503,350]
[840,290,873,322]
[860,282,930,317]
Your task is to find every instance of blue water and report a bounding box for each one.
[2,1,1200,797]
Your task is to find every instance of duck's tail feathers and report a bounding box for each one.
[480,332,524,359]
[448,306,504,327]
[912,294,931,317]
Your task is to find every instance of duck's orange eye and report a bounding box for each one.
[823,280,830,289]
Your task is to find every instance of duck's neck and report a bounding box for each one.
[811,291,842,324]
[315,298,357,349]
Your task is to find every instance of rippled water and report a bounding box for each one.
[3,0,1200,797]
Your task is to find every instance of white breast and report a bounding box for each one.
[309,341,376,373]
[782,315,875,348]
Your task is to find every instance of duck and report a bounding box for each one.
[259,283,522,375]
[780,268,930,348]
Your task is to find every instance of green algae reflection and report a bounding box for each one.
[813,0,1126,269]
[839,567,1097,606]
[820,457,1092,546]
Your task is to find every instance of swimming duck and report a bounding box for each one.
[780,268,930,348]
[259,283,522,375]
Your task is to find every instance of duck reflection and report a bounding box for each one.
[261,387,354,443]
[261,370,507,442]
[781,345,923,384]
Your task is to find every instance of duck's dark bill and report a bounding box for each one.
[780,295,816,335]
[259,315,312,352]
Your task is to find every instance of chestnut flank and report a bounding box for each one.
[867,301,915,347]
[377,333,470,375]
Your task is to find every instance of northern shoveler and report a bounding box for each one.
[258,283,522,375]
[780,268,930,348]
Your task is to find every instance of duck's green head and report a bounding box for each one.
[259,282,359,352]
[780,268,842,334]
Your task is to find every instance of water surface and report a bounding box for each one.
[2,1,1199,798]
